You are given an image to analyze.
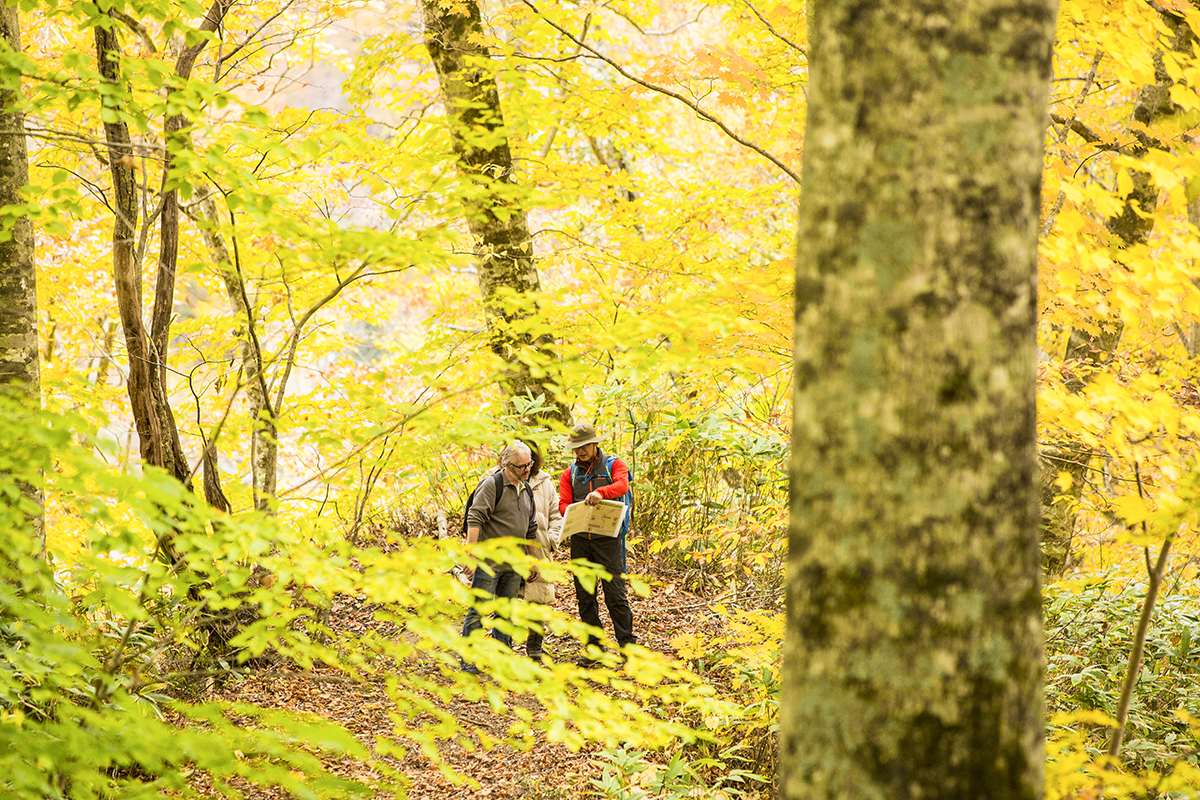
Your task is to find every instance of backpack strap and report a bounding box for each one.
[463,470,507,535]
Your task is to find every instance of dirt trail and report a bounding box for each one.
[214,568,718,799]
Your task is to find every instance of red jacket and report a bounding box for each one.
[559,456,630,516]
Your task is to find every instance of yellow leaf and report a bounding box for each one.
[1111,494,1149,525]
[1170,84,1200,113]
[670,632,705,660]
[1056,267,1079,292]
[1183,291,1200,315]
[1116,168,1134,199]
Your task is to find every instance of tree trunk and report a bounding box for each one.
[420,0,570,423]
[0,2,42,551]
[95,18,188,481]
[781,1,1055,797]
[192,189,277,511]
[95,4,231,488]
[153,0,233,389]
[0,4,36,392]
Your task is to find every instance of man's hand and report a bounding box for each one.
[585,490,603,506]
[528,565,540,583]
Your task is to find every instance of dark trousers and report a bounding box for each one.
[571,534,636,648]
[461,566,523,647]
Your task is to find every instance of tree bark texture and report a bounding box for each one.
[96,5,229,486]
[0,3,43,552]
[781,1,1055,798]
[420,0,569,422]
[0,4,37,392]
[1040,6,1196,578]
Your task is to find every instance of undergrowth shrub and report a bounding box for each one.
[590,398,788,596]
[1047,710,1200,800]
[1045,571,1200,776]
[588,607,782,800]
[0,395,394,799]
[5,394,735,797]
[591,746,767,800]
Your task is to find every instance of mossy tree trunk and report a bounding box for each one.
[0,3,42,551]
[0,3,36,392]
[781,1,1056,797]
[421,0,570,424]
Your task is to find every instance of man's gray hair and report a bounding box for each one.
[499,440,532,467]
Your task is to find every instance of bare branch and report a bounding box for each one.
[602,5,705,36]
[111,10,158,53]
[1049,112,1108,146]
[1107,462,1177,760]
[216,0,297,76]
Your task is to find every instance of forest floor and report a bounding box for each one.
[211,537,733,800]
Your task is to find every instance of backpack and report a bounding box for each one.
[461,470,532,535]
[571,455,634,570]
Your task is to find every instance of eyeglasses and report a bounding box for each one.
[511,461,533,471]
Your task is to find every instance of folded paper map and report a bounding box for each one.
[561,499,626,540]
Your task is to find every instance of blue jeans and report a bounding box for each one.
[461,566,524,647]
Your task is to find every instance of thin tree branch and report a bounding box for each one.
[111,10,158,53]
[268,263,412,417]
[1042,52,1104,236]
[1048,112,1109,146]
[216,0,296,74]
[1107,461,1176,759]
[738,0,806,57]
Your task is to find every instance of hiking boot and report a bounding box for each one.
[461,663,480,675]
[526,631,545,662]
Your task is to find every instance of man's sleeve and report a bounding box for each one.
[597,459,630,499]
[465,475,496,530]
[558,468,573,516]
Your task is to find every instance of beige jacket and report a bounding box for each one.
[483,467,562,603]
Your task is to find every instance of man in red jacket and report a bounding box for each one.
[559,422,636,666]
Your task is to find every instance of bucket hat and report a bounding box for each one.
[566,422,602,448]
